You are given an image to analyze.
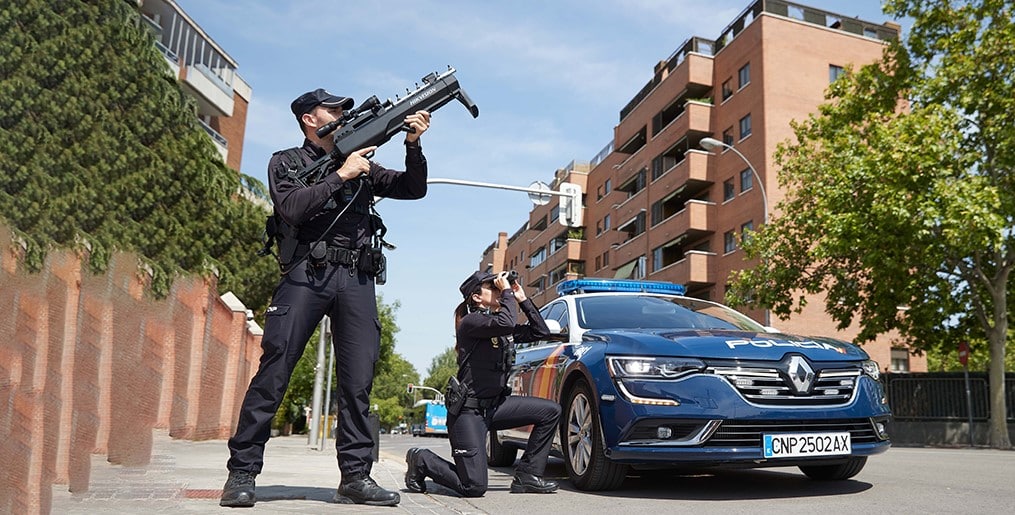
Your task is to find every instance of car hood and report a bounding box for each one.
[587,328,869,361]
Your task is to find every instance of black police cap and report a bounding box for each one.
[459,271,497,299]
[290,88,354,119]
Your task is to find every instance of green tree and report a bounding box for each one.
[727,0,1013,449]
[0,0,276,312]
[423,346,458,391]
[372,352,419,401]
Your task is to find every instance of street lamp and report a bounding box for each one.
[700,137,771,327]
[699,137,768,225]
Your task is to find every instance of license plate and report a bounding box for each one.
[762,432,851,458]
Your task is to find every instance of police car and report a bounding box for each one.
[488,279,892,491]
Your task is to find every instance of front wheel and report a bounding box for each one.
[561,379,627,490]
[799,457,867,480]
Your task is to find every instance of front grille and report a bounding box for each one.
[709,365,860,406]
[704,419,879,447]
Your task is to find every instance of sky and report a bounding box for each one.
[174,0,899,376]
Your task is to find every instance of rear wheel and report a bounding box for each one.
[562,379,627,490]
[799,457,867,480]
[487,429,518,467]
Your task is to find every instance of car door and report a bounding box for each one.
[502,301,571,442]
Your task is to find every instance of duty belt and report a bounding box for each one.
[297,244,359,267]
[463,397,500,410]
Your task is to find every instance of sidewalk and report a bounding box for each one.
[49,430,493,514]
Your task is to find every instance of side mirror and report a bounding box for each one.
[545,319,562,334]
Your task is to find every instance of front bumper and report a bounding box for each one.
[595,373,892,465]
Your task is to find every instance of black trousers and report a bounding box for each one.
[227,258,380,478]
[417,395,560,497]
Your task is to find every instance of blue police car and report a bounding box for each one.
[488,279,892,491]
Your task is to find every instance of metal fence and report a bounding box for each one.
[882,372,1015,422]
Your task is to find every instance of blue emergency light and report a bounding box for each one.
[556,278,686,296]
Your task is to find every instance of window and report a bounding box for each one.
[617,211,647,238]
[738,62,751,89]
[723,230,736,254]
[652,239,684,273]
[650,191,684,227]
[741,220,754,245]
[617,168,647,198]
[722,128,734,147]
[550,205,560,224]
[549,265,567,285]
[829,64,845,83]
[529,247,547,268]
[739,168,753,193]
[721,78,733,101]
[602,251,610,267]
[890,348,910,372]
[549,231,567,254]
[723,178,735,201]
[652,143,685,181]
[596,220,602,236]
[604,179,611,195]
[595,255,601,270]
[603,214,611,231]
[529,275,545,292]
[739,114,752,140]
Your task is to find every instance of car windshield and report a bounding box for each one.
[575,295,766,332]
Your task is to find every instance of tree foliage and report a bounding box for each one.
[0,0,276,311]
[727,0,1013,448]
[423,346,458,392]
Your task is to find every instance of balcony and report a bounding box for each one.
[651,200,714,246]
[182,62,235,118]
[652,149,710,192]
[653,250,715,287]
[198,119,228,162]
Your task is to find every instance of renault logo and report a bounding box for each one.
[783,355,815,394]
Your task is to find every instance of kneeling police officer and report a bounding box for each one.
[405,270,561,497]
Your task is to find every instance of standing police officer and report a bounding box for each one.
[220,88,431,508]
[404,271,561,497]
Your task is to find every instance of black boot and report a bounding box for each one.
[219,470,257,507]
[510,471,558,494]
[404,448,427,493]
[334,474,400,506]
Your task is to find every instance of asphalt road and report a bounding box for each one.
[384,434,1015,514]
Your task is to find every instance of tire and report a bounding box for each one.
[562,379,627,490]
[799,457,867,480]
[487,429,518,467]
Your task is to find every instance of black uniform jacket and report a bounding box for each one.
[456,290,550,399]
[267,139,427,248]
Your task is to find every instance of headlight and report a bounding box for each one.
[862,359,880,380]
[608,356,705,380]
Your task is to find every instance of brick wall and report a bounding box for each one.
[0,225,263,514]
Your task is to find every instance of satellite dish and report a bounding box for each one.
[527,181,551,206]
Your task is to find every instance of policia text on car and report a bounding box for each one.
[220,68,479,508]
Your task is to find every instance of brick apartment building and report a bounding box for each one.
[136,0,251,174]
[478,0,925,373]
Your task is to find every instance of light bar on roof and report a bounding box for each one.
[556,278,686,296]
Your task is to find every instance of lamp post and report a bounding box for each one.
[700,137,771,326]
[699,137,768,225]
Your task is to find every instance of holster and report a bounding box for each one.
[444,376,469,416]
